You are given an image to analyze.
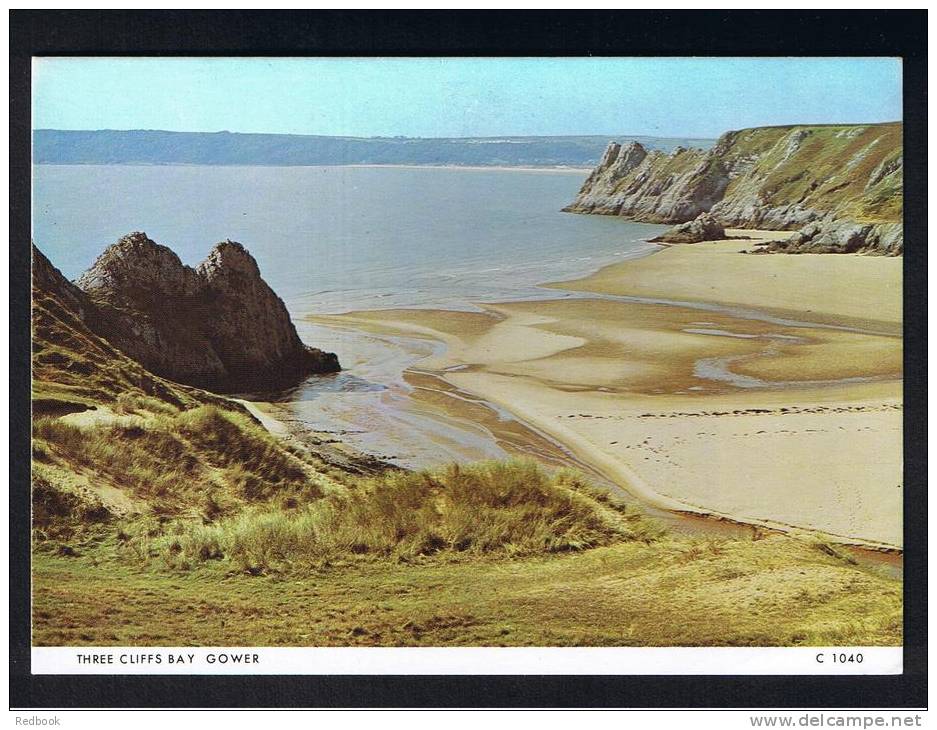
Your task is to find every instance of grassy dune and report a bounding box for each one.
[33,525,900,647]
[32,406,902,647]
[32,405,341,533]
[32,412,903,646]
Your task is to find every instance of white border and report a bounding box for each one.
[32,646,902,675]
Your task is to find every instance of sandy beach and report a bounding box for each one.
[309,230,903,550]
[550,231,903,334]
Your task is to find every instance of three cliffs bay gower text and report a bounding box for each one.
[32,120,903,649]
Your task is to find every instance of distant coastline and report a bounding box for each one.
[34,161,593,173]
[343,163,592,173]
[32,128,716,167]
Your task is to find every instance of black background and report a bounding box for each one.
[9,10,927,709]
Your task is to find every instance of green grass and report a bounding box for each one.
[128,461,664,573]
[32,405,326,523]
[32,533,901,647]
[31,423,902,647]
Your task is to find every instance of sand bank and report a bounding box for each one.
[308,231,903,549]
[549,230,903,334]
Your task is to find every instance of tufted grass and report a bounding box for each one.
[127,460,663,572]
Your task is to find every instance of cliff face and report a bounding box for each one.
[60,232,338,393]
[565,123,903,254]
[568,141,728,223]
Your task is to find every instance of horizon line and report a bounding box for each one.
[32,121,903,140]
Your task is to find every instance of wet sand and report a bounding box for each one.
[308,230,903,550]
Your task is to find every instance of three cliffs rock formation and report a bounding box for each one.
[34,233,339,393]
[565,123,903,255]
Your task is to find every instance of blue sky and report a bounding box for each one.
[33,57,902,139]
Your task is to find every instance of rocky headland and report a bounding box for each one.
[41,233,339,393]
[565,123,903,255]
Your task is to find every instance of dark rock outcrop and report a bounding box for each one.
[753,219,903,255]
[566,122,903,255]
[32,243,226,412]
[650,213,726,244]
[68,232,339,393]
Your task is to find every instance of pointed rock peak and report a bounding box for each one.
[600,140,647,180]
[599,142,622,167]
[118,231,154,246]
[615,141,648,164]
[76,232,196,296]
[107,231,183,261]
[38,235,341,393]
[598,141,648,171]
[621,140,647,154]
[198,239,260,278]
[91,231,183,266]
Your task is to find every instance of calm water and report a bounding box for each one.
[32,165,666,313]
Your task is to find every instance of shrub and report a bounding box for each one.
[177,407,307,487]
[113,392,178,416]
[33,417,86,453]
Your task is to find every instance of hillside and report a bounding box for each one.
[33,129,715,168]
[565,123,903,254]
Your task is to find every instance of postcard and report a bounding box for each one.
[10,9,925,712]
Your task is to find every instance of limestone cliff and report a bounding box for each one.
[565,123,903,254]
[65,232,339,392]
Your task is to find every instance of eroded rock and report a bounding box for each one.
[73,232,340,392]
[649,213,726,244]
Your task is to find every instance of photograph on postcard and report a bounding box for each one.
[27,56,905,674]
